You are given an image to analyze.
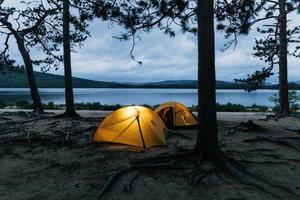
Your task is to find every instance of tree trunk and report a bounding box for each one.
[195,0,219,160]
[63,0,77,117]
[278,0,289,115]
[15,34,43,113]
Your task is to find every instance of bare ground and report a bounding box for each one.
[0,110,300,200]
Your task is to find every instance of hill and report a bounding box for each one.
[134,80,248,89]
[1,70,300,89]
[0,70,128,88]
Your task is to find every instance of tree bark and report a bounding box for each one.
[63,0,77,117]
[278,0,289,115]
[195,0,219,160]
[15,34,43,113]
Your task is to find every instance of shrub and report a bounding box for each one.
[15,100,33,109]
[216,103,248,112]
[43,101,59,110]
[247,104,268,112]
[269,91,300,112]
[74,102,123,111]
[0,101,7,109]
[190,103,268,112]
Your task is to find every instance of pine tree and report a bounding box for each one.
[215,0,300,115]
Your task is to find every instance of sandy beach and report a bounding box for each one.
[0,110,300,200]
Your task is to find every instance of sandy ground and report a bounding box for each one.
[0,110,300,200]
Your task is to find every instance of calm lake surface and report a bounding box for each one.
[0,88,299,107]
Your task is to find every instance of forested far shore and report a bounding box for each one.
[1,70,300,89]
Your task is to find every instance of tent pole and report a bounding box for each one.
[136,115,146,148]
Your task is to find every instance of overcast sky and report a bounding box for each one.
[2,1,300,83]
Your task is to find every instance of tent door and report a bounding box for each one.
[164,108,174,128]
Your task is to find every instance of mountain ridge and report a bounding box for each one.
[1,70,299,89]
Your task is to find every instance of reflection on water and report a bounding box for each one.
[0,88,297,106]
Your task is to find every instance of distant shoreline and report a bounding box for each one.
[0,101,275,112]
[2,70,300,89]
[0,87,299,90]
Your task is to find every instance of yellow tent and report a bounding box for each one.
[93,106,167,148]
[154,101,198,128]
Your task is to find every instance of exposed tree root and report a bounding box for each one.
[226,120,263,136]
[275,136,300,140]
[166,130,192,139]
[131,150,195,166]
[260,114,288,121]
[285,128,300,134]
[19,112,81,124]
[247,148,275,152]
[254,153,300,163]
[49,112,80,119]
[47,121,61,126]
[225,149,300,163]
[214,172,232,185]
[20,116,55,124]
[235,159,287,164]
[216,148,298,199]
[0,124,97,147]
[243,136,300,151]
[0,131,80,147]
[97,163,186,199]
[0,135,53,144]
[189,167,217,185]
[0,116,11,121]
[251,172,300,198]
[51,126,97,138]
[0,127,25,136]
[78,116,105,123]
[97,147,299,199]
[0,121,18,127]
[0,112,11,116]
[123,171,141,193]
[224,150,287,164]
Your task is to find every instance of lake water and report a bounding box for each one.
[0,88,299,107]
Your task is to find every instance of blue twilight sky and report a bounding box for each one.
[2,1,300,83]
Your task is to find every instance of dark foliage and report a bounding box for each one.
[0,101,7,109]
[215,0,300,90]
[91,0,197,62]
[0,0,94,71]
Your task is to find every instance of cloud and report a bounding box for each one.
[2,2,300,83]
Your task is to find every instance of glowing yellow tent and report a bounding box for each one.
[93,106,167,148]
[154,101,198,128]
